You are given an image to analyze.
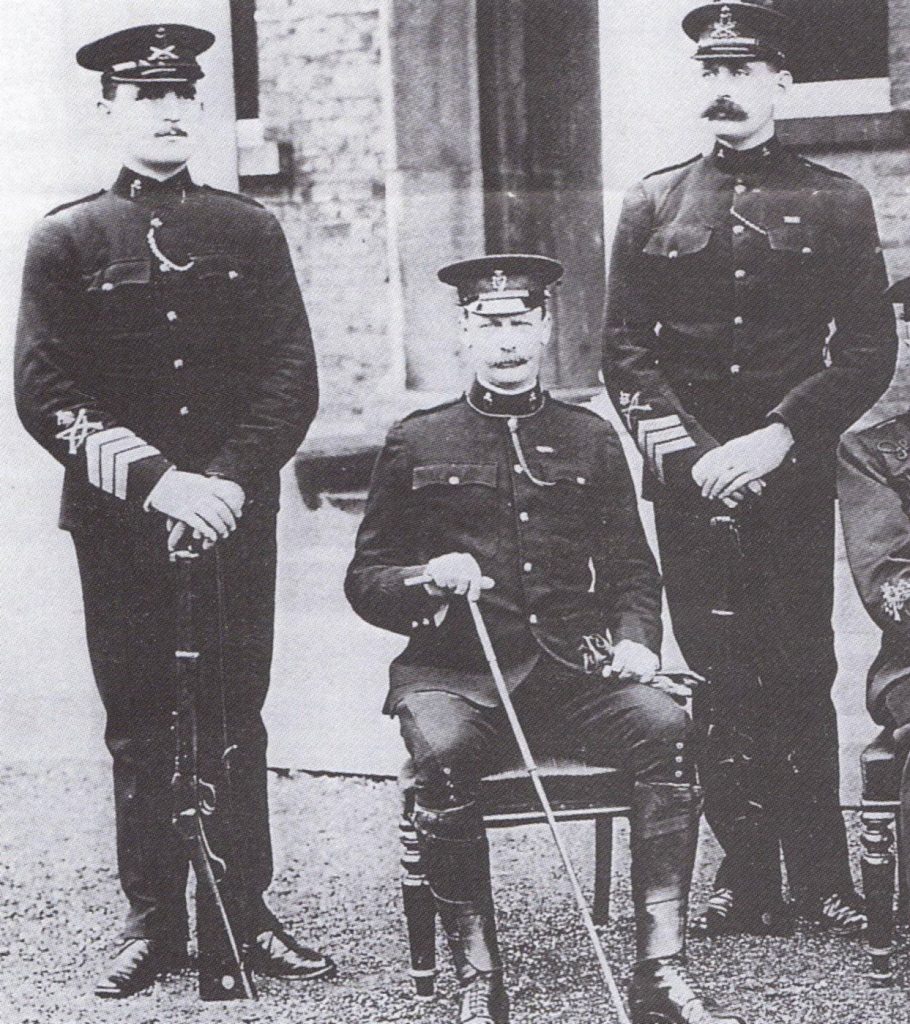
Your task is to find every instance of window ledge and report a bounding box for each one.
[778,110,910,151]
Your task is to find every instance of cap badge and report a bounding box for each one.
[711,6,739,39]
[491,270,508,292]
[148,44,178,63]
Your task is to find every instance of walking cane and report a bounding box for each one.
[405,575,632,1024]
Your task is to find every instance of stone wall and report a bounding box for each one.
[251,0,394,420]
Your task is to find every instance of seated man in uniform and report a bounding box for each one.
[839,393,910,903]
[345,256,744,1024]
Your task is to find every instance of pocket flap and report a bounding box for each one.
[412,463,498,490]
[86,260,152,292]
[767,224,819,255]
[643,224,713,259]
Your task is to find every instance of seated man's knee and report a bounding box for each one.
[626,686,696,782]
[397,693,485,809]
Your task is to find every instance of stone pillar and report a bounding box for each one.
[383,0,486,392]
[889,0,910,111]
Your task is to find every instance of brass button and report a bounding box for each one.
[448,475,460,485]
[733,316,744,326]
[735,269,746,279]
[802,246,813,255]
[228,270,239,280]
[179,406,189,416]
[101,282,114,292]
[519,512,529,523]
[173,358,184,369]
[730,364,741,375]
[576,476,587,485]
[514,464,523,475]
[735,183,747,194]
[529,613,539,625]
[668,249,679,259]
[733,224,745,235]
[166,310,178,322]
[523,562,533,573]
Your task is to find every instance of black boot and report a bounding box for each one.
[413,800,509,1024]
[94,938,188,998]
[629,955,746,1024]
[629,782,746,1024]
[436,898,509,1024]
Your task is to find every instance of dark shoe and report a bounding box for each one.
[690,888,794,938]
[250,927,336,980]
[798,892,867,937]
[94,938,187,999]
[629,956,746,1024]
[458,972,509,1024]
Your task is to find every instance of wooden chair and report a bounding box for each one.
[860,730,902,987]
[398,757,633,997]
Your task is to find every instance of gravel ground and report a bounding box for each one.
[2,760,910,1024]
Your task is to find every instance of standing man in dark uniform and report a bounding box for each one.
[603,0,897,937]
[15,24,334,997]
[346,255,745,1024]
[839,405,910,900]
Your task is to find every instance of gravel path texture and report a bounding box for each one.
[2,759,910,1024]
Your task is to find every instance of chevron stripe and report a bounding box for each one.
[113,444,161,500]
[85,427,133,489]
[644,424,690,466]
[654,435,697,483]
[100,436,148,495]
[637,414,682,450]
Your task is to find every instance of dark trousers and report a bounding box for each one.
[653,490,852,907]
[72,510,280,942]
[397,659,695,901]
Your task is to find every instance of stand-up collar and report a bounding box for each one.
[710,134,783,175]
[112,165,195,200]
[466,378,545,418]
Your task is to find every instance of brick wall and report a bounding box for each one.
[250,0,394,420]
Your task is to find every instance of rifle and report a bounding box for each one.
[170,546,257,1001]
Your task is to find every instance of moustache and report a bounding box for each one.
[702,98,749,121]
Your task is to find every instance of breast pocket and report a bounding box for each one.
[85,260,157,337]
[643,224,713,262]
[412,463,500,559]
[541,470,601,581]
[177,255,255,331]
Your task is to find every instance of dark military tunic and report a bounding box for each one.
[839,415,910,725]
[345,380,662,714]
[14,167,318,942]
[602,137,897,909]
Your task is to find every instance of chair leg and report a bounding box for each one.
[592,816,614,925]
[860,806,897,988]
[399,812,436,997]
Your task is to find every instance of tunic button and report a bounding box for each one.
[448,475,460,485]
[674,770,684,779]
[529,613,539,625]
[101,282,114,292]
[733,315,744,326]
[734,269,746,279]
[150,217,163,228]
[668,249,679,259]
[166,310,178,322]
[730,364,741,375]
[173,358,184,369]
[523,562,533,573]
[411,621,419,629]
[514,464,523,475]
[228,270,239,280]
[734,183,747,194]
[160,263,170,273]
[519,512,529,523]
[802,246,813,254]
[576,476,586,485]
[179,406,189,416]
[675,756,685,764]
[733,224,745,235]
[676,742,685,750]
